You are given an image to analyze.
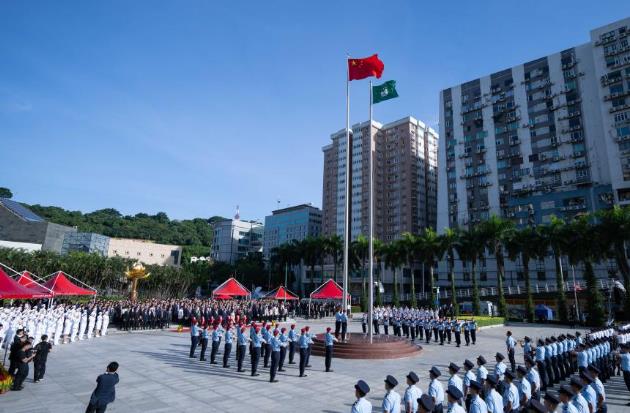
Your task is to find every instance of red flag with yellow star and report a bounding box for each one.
[348,54,384,81]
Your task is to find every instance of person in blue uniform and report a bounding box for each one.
[525,356,541,401]
[335,307,343,339]
[288,324,297,364]
[469,319,477,345]
[417,394,435,413]
[236,326,248,372]
[463,359,476,411]
[298,328,309,377]
[621,344,630,399]
[453,319,461,348]
[269,329,283,383]
[278,327,288,372]
[404,371,422,413]
[467,380,487,413]
[494,352,507,394]
[503,370,520,413]
[476,356,488,388]
[353,379,372,413]
[340,309,348,341]
[199,324,209,361]
[325,326,338,372]
[250,325,264,376]
[447,362,463,403]
[189,320,199,358]
[263,325,272,368]
[543,392,562,413]
[445,385,465,413]
[483,374,503,413]
[558,385,578,413]
[464,320,471,346]
[506,331,517,372]
[428,367,444,413]
[222,323,233,368]
[305,326,313,367]
[382,375,401,413]
[210,323,223,364]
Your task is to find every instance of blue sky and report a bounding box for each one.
[1,1,628,221]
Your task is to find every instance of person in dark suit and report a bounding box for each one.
[85,362,120,413]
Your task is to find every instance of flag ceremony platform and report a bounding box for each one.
[311,333,422,359]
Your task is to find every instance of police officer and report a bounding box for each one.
[404,371,422,413]
[559,385,579,413]
[222,323,233,368]
[445,385,465,413]
[543,392,562,413]
[525,356,541,401]
[335,307,343,339]
[383,375,402,413]
[484,375,503,413]
[353,380,372,413]
[453,319,462,348]
[428,367,444,413]
[579,371,596,413]
[269,329,283,383]
[417,394,435,413]
[503,370,520,413]
[534,339,548,391]
[494,352,507,394]
[447,363,463,399]
[569,377,589,413]
[250,325,264,376]
[324,326,338,372]
[476,355,488,388]
[210,322,223,365]
[199,324,209,361]
[464,320,471,346]
[463,359,476,411]
[516,366,532,407]
[278,327,288,372]
[236,326,248,372]
[621,343,630,396]
[340,309,348,341]
[288,324,297,364]
[506,331,517,373]
[469,319,477,345]
[445,318,452,345]
[468,381,487,413]
[298,328,309,377]
[263,325,272,368]
[189,320,199,358]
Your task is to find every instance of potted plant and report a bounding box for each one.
[0,364,13,394]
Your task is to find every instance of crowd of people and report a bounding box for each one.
[350,324,630,413]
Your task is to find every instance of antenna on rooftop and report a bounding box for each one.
[234,205,240,220]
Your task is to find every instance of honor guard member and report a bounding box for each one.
[383,375,402,413]
[453,320,462,347]
[476,355,488,387]
[445,385,465,413]
[445,318,452,344]
[525,356,541,401]
[268,329,283,383]
[506,331,517,372]
[448,363,463,398]
[578,371,596,413]
[526,399,547,413]
[222,323,233,368]
[199,324,209,361]
[383,312,390,336]
[621,344,630,396]
[494,352,507,394]
[428,367,444,413]
[324,327,338,372]
[543,392,562,413]
[250,325,265,376]
[424,319,432,344]
[464,320,471,346]
[522,336,533,363]
[298,328,309,377]
[463,359,477,411]
[263,325,272,368]
[353,379,372,413]
[288,324,297,364]
[559,385,579,413]
[404,371,423,413]
[335,307,344,339]
[469,319,478,345]
[340,309,348,341]
[278,327,288,372]
[432,318,439,343]
[484,375,504,413]
[568,377,589,413]
[438,319,445,345]
[189,320,200,358]
[418,394,435,413]
[468,381,488,413]
[535,339,548,391]
[236,326,249,372]
[517,366,532,407]
[305,326,314,367]
[503,370,520,413]
[210,323,223,364]
[587,364,606,413]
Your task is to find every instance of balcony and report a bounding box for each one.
[604,90,630,101]
[616,134,630,143]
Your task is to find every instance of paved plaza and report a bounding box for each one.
[2,320,629,412]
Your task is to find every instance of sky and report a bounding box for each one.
[1,1,628,222]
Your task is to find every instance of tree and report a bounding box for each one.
[455,227,483,316]
[441,228,460,316]
[324,235,343,284]
[400,233,418,308]
[505,226,546,323]
[478,215,514,317]
[416,228,443,309]
[0,187,13,199]
[539,216,570,323]
[384,240,405,307]
[300,237,320,292]
[373,239,384,306]
[563,216,606,326]
[352,235,369,308]
[597,206,630,315]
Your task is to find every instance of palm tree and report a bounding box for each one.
[351,235,369,310]
[416,228,444,308]
[383,241,405,307]
[373,238,384,306]
[400,232,418,307]
[455,227,483,316]
[539,216,569,323]
[478,215,514,317]
[505,226,545,323]
[324,235,343,284]
[300,237,320,292]
[596,206,630,314]
[564,215,606,326]
[441,227,460,316]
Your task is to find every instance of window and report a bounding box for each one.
[480,272,487,281]
[537,271,546,281]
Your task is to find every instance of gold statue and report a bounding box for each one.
[125,263,150,301]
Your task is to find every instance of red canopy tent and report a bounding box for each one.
[43,271,97,296]
[309,279,351,300]
[17,271,53,298]
[0,268,49,299]
[212,277,251,299]
[264,286,299,301]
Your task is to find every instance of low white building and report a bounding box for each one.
[107,238,182,267]
[211,218,263,265]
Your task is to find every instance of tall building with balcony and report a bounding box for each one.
[322,116,438,242]
[438,18,630,232]
[263,204,322,259]
[211,218,263,264]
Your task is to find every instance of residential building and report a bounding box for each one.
[0,198,76,253]
[107,238,182,267]
[211,218,264,264]
[263,204,322,259]
[436,17,630,289]
[322,116,438,242]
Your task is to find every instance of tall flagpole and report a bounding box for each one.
[368,80,374,344]
[342,56,350,315]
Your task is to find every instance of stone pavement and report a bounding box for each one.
[1,320,628,412]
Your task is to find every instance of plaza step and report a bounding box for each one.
[310,332,422,359]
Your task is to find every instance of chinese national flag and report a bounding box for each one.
[348,54,384,81]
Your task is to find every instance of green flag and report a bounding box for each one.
[372,80,399,104]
